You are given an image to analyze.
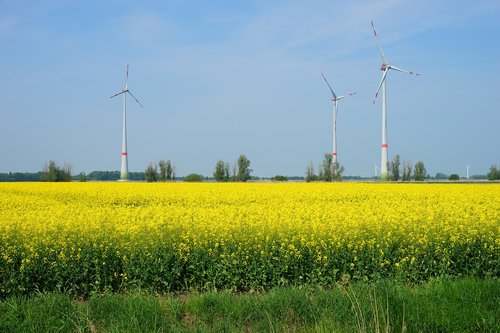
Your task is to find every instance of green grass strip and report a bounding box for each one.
[1,277,498,332]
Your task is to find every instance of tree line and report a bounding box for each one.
[386,154,427,181]
[305,154,345,182]
[213,155,252,182]
[143,155,253,183]
[144,160,177,182]
[1,160,498,182]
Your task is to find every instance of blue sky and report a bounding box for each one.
[1,0,499,177]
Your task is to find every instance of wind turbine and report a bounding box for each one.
[371,20,421,180]
[466,165,471,179]
[110,64,143,181]
[321,73,356,166]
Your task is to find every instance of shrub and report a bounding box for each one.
[145,163,158,182]
[41,161,72,182]
[449,174,459,181]
[487,165,500,180]
[183,173,204,182]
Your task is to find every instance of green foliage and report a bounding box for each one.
[448,174,460,181]
[41,161,72,182]
[183,173,204,182]
[305,161,316,182]
[487,164,500,180]
[213,158,246,182]
[271,175,288,181]
[434,172,448,180]
[332,161,344,181]
[389,154,400,181]
[86,171,128,181]
[320,154,333,181]
[413,161,427,181]
[145,163,158,182]
[158,160,167,182]
[236,154,252,182]
[319,154,344,181]
[0,279,498,332]
[224,162,231,181]
[79,172,86,182]
[166,160,173,181]
[402,160,412,181]
[213,160,227,182]
[0,172,42,182]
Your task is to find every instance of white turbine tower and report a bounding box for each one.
[371,21,421,180]
[321,73,356,165]
[110,64,143,181]
[466,165,471,179]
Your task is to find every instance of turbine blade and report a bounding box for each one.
[110,91,125,99]
[125,64,129,89]
[373,69,389,105]
[390,65,421,76]
[127,90,143,108]
[371,20,388,65]
[336,92,356,100]
[321,72,337,99]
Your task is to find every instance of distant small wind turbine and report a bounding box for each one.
[371,20,421,180]
[110,64,143,181]
[466,165,471,179]
[321,73,356,166]
[374,164,380,178]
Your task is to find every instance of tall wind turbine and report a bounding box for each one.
[371,21,420,180]
[110,64,143,181]
[466,165,471,179]
[321,73,356,165]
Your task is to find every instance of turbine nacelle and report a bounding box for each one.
[110,64,143,108]
[372,21,421,105]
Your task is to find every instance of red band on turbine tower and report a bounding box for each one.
[382,144,388,148]
[332,152,337,156]
[122,152,128,156]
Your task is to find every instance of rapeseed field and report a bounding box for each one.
[0,182,498,297]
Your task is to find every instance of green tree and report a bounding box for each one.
[449,174,460,181]
[389,154,400,181]
[183,173,203,182]
[332,161,345,181]
[305,161,318,182]
[487,164,500,180]
[41,161,72,182]
[159,160,167,182]
[320,154,333,181]
[402,160,412,181]
[224,162,231,181]
[171,164,177,181]
[236,154,252,182]
[271,175,288,181]
[213,160,226,182]
[41,161,58,182]
[166,160,173,181]
[434,172,448,180]
[414,161,427,181]
[318,162,324,181]
[145,163,158,182]
[79,172,87,182]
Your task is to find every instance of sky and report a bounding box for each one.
[1,0,499,178]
